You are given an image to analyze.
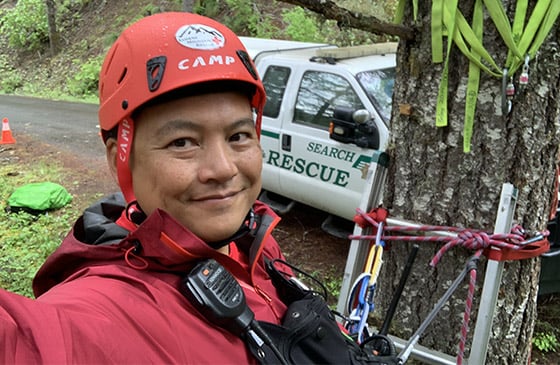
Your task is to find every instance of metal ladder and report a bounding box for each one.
[336,151,517,364]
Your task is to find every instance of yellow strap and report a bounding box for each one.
[420,0,560,151]
[529,2,560,54]
[394,0,406,24]
[432,0,444,63]
[435,0,460,127]
[395,0,418,23]
[463,0,484,153]
[483,0,524,60]
[450,8,501,77]
[505,0,529,68]
[511,0,560,72]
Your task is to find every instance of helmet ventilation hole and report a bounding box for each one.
[237,50,258,80]
[118,67,128,84]
[146,56,167,92]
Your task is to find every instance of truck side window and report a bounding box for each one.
[294,71,364,131]
[356,68,395,124]
[261,66,291,118]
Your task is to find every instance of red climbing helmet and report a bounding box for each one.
[98,12,265,203]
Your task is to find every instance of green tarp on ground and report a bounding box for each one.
[7,182,72,213]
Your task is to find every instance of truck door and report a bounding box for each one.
[271,69,378,220]
[259,64,292,193]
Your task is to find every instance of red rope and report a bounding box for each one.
[350,208,533,264]
[456,250,481,365]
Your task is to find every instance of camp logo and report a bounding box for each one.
[175,24,225,50]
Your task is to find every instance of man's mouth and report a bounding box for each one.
[193,190,240,201]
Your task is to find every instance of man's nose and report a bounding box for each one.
[198,141,238,183]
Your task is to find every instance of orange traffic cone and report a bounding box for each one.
[1,117,16,144]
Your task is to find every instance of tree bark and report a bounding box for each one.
[276,0,559,361]
[45,0,59,55]
[375,1,560,363]
[182,0,195,12]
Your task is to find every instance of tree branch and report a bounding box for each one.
[277,0,415,40]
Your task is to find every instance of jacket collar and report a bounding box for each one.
[33,193,280,295]
[125,206,279,273]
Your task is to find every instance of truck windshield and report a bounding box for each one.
[356,68,395,124]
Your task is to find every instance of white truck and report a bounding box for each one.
[240,37,397,235]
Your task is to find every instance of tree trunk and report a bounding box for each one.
[45,0,59,55]
[376,1,560,363]
[182,0,195,12]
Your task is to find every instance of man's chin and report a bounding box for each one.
[190,222,242,243]
[182,208,250,241]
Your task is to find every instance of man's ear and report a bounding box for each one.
[105,138,119,185]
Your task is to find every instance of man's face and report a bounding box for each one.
[129,91,262,243]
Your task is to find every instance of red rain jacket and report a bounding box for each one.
[0,194,288,364]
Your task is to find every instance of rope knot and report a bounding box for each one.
[457,230,491,250]
[430,230,490,267]
[353,207,388,229]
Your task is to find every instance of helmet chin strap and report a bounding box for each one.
[206,209,256,249]
[113,118,149,230]
[116,119,136,204]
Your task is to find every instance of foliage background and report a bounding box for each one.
[0,0,396,100]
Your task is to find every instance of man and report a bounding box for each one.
[1,12,400,365]
[0,12,288,363]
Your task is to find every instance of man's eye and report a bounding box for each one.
[170,138,195,148]
[230,132,251,142]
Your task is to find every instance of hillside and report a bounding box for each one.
[0,0,392,101]
[0,0,293,102]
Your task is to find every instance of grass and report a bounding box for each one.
[0,157,81,298]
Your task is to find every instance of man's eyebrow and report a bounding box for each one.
[153,117,255,138]
[228,117,256,131]
[153,119,201,138]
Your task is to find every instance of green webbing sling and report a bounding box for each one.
[395,0,560,152]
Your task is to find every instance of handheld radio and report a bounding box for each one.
[180,259,289,365]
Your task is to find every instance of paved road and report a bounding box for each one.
[0,94,104,158]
